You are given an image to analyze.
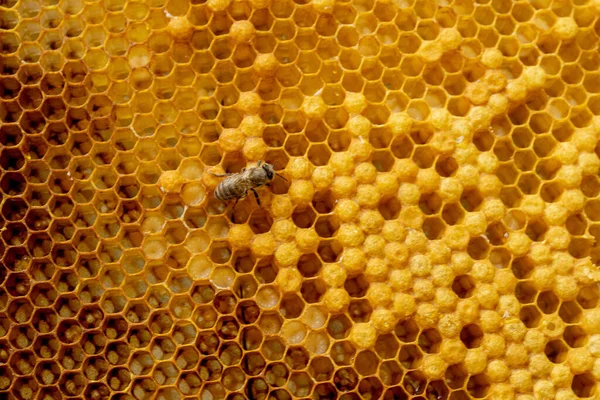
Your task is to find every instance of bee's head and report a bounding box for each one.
[262,163,275,179]
[262,163,287,181]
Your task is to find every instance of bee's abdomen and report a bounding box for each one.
[214,178,247,201]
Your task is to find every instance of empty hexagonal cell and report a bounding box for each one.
[439,366,466,393]
[421,216,445,240]
[467,236,490,260]
[379,359,404,386]
[518,303,542,328]
[533,289,559,314]
[572,373,596,397]
[450,273,479,299]
[2,198,28,223]
[0,148,25,171]
[394,319,420,344]
[0,124,23,147]
[0,172,26,196]
[514,280,538,304]
[317,239,342,263]
[463,373,490,398]
[277,293,303,319]
[544,339,568,364]
[561,324,587,349]
[416,328,442,354]
[576,284,599,309]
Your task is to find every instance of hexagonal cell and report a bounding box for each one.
[106,367,131,391]
[80,330,106,356]
[544,339,568,363]
[10,349,37,375]
[9,324,35,349]
[577,285,600,309]
[81,355,109,382]
[4,272,30,297]
[12,376,39,400]
[357,375,384,398]
[124,300,150,324]
[0,125,23,147]
[332,366,359,392]
[0,172,26,196]
[452,275,476,299]
[33,334,60,359]
[0,366,11,391]
[240,352,266,375]
[395,319,420,343]
[31,307,58,334]
[54,293,81,318]
[2,198,28,223]
[439,365,466,393]
[572,373,596,397]
[0,148,25,171]
[467,236,489,260]
[7,298,34,324]
[287,371,313,397]
[265,361,290,387]
[416,328,442,355]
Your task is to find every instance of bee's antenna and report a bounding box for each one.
[275,172,288,182]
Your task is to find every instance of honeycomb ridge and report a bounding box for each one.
[2,0,600,399]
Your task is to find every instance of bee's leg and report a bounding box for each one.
[230,198,240,224]
[257,160,263,167]
[210,172,233,177]
[250,188,261,206]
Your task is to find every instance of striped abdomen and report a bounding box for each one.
[214,175,252,201]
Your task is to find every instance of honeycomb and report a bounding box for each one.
[2,0,600,398]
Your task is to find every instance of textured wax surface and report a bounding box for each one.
[2,0,600,399]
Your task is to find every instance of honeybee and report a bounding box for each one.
[211,160,287,207]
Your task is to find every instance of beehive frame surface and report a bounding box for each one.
[2,0,600,399]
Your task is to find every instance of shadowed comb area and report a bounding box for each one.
[1,0,600,399]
